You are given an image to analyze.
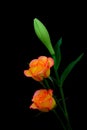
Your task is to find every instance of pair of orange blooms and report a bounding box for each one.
[24,56,56,112]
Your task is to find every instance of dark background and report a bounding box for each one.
[4,2,87,130]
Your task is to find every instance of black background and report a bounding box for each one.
[3,1,87,130]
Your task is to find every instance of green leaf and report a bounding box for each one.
[33,18,55,55]
[54,37,62,70]
[60,53,84,86]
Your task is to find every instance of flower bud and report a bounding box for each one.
[30,89,56,112]
[34,18,55,55]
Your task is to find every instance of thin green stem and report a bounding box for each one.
[54,69,60,85]
[54,96,66,116]
[48,76,55,90]
[59,87,72,130]
[59,87,68,117]
[52,110,67,130]
[40,79,51,89]
[54,68,72,130]
[44,79,50,89]
[34,112,42,118]
[39,81,46,88]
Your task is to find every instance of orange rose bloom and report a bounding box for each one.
[30,89,56,112]
[24,56,54,81]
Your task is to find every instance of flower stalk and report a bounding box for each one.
[23,17,84,130]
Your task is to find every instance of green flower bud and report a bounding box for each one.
[34,18,55,55]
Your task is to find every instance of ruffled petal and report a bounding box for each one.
[32,75,43,81]
[29,59,38,67]
[32,89,48,102]
[30,103,38,109]
[24,70,32,77]
[48,57,54,67]
[44,69,50,78]
[48,89,53,96]
[38,56,48,65]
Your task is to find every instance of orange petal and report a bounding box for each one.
[42,97,56,110]
[51,98,56,109]
[48,89,53,96]
[32,89,48,102]
[44,69,50,78]
[24,70,32,77]
[29,59,38,67]
[32,75,43,81]
[48,57,54,67]
[29,103,38,109]
[30,65,44,75]
[38,56,47,65]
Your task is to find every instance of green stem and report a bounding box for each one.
[59,87,68,117]
[59,87,72,130]
[39,81,46,88]
[54,69,72,130]
[54,68,60,86]
[44,79,50,89]
[54,96,66,116]
[48,76,55,90]
[52,110,67,130]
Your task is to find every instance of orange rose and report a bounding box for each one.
[30,89,56,112]
[24,56,54,81]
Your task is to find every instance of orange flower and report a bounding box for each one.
[24,56,54,81]
[30,89,56,112]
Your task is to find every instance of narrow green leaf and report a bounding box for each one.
[54,37,62,70]
[60,53,84,86]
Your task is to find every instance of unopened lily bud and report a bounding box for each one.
[34,18,55,55]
